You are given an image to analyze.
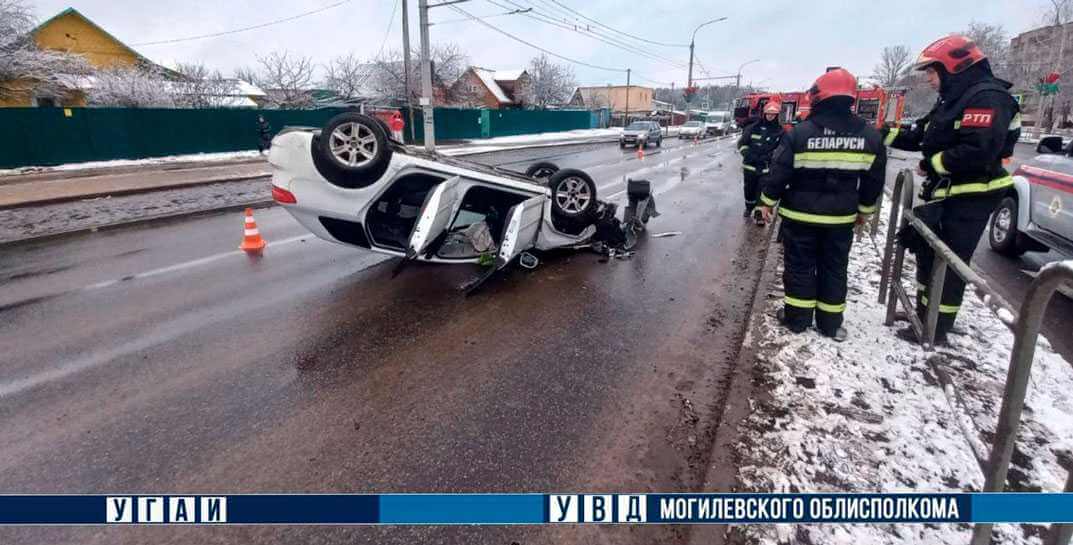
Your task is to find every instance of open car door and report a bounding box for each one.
[393,176,462,276]
[497,195,545,269]
[462,195,544,294]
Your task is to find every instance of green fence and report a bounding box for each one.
[401,107,600,144]
[0,106,608,169]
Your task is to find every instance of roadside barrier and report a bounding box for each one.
[239,207,266,255]
[876,168,1073,545]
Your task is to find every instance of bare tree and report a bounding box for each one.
[526,53,575,109]
[88,67,175,108]
[1041,0,1073,26]
[173,62,234,108]
[233,65,261,86]
[323,53,374,101]
[256,50,315,109]
[366,43,471,105]
[871,45,911,88]
[0,0,94,103]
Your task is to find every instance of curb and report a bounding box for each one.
[0,173,271,211]
[686,220,782,545]
[0,199,275,248]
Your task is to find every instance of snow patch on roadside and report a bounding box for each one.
[0,150,265,177]
[734,212,1073,545]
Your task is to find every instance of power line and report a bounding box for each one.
[131,0,351,46]
[541,0,687,48]
[495,0,690,70]
[508,0,687,67]
[432,8,531,25]
[374,0,400,60]
[448,4,626,72]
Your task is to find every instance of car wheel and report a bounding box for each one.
[312,112,392,189]
[548,169,598,221]
[989,196,1026,257]
[525,161,559,180]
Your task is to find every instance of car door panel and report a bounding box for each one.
[408,175,462,258]
[497,195,545,269]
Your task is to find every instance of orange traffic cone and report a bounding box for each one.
[239,208,266,254]
[637,147,645,161]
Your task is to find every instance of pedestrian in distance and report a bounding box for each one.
[757,68,887,342]
[883,35,1020,345]
[257,115,272,155]
[737,98,785,222]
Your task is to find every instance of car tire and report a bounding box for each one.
[311,112,392,189]
[989,196,1026,257]
[525,161,560,180]
[548,169,598,222]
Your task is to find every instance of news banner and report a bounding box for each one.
[1,493,1072,525]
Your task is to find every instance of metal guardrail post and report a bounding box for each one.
[971,260,1073,545]
[869,189,884,237]
[883,171,915,324]
[877,172,905,305]
[923,257,947,349]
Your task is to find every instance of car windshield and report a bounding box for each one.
[684,121,702,127]
[626,122,649,130]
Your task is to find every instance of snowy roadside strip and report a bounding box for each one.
[729,210,1073,545]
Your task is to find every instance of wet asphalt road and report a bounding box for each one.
[0,135,770,544]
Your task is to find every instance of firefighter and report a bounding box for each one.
[883,35,1020,345]
[738,98,785,219]
[758,69,886,341]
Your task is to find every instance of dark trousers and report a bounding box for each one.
[914,206,993,338]
[743,170,761,210]
[781,220,855,335]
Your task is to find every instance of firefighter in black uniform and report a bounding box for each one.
[884,35,1020,344]
[738,99,784,219]
[758,69,887,341]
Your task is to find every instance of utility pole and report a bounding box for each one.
[401,0,416,143]
[624,68,631,127]
[418,0,435,150]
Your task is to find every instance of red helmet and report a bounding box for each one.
[913,34,986,74]
[763,97,781,114]
[808,68,857,103]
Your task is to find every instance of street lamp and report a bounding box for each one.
[732,59,760,105]
[687,16,728,101]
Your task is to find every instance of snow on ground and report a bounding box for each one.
[733,210,1073,545]
[0,150,264,177]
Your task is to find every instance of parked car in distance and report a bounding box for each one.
[988,135,1073,259]
[678,121,705,139]
[620,121,662,149]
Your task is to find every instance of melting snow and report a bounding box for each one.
[733,210,1073,545]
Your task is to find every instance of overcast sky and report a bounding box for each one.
[31,0,1049,91]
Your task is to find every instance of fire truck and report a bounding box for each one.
[733,86,905,131]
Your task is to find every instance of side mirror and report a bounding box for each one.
[1037,135,1064,154]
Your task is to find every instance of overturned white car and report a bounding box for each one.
[268,112,657,286]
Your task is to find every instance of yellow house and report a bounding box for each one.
[1,7,158,107]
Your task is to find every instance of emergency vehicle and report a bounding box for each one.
[733,87,905,131]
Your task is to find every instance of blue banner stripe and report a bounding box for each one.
[379,494,544,524]
[972,493,1073,523]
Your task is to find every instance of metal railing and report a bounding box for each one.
[877,169,1073,545]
